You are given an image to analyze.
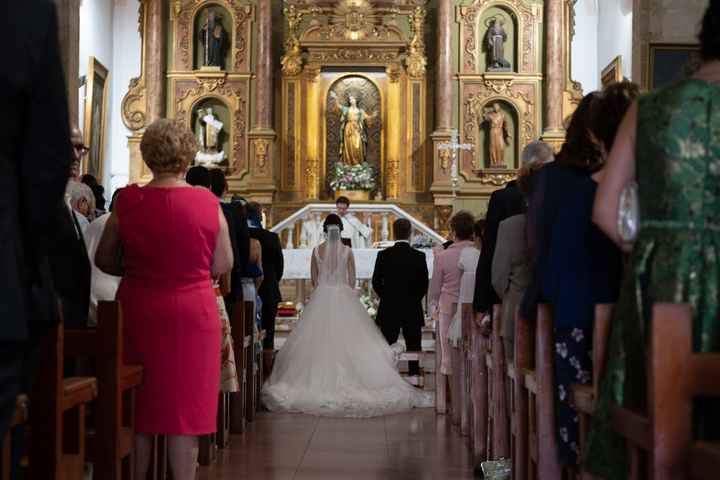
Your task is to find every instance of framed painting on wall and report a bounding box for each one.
[83,56,109,180]
[601,56,623,88]
[647,43,701,90]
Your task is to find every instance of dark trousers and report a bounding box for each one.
[261,301,278,351]
[0,339,41,479]
[380,323,422,376]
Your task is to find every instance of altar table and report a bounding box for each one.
[282,248,435,280]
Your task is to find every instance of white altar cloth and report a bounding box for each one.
[282,248,435,280]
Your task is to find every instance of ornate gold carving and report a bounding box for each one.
[439,148,450,173]
[173,0,182,19]
[255,138,269,173]
[385,64,401,83]
[121,76,147,131]
[329,0,379,41]
[405,6,427,78]
[304,63,321,82]
[282,5,304,76]
[435,205,453,237]
[463,79,535,148]
[460,0,538,73]
[476,170,517,186]
[175,1,252,73]
[307,48,400,64]
[305,158,319,199]
[174,80,247,174]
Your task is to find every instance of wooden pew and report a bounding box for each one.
[460,304,472,437]
[689,442,720,479]
[489,304,510,460]
[64,301,144,480]
[245,300,258,422]
[469,310,489,466]
[229,299,250,434]
[534,305,562,479]
[510,307,533,480]
[29,322,98,479]
[1,395,28,480]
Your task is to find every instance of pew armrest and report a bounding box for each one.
[572,384,595,415]
[62,377,98,410]
[610,406,651,450]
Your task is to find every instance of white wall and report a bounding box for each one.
[79,0,141,197]
[572,0,599,93]
[598,0,633,82]
[109,0,142,194]
[79,0,114,187]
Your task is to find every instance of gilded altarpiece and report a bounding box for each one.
[122,0,257,187]
[279,1,429,203]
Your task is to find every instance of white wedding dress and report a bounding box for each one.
[262,226,431,417]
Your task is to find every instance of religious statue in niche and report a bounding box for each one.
[484,16,511,72]
[195,107,226,166]
[330,91,377,165]
[198,10,229,70]
[483,103,512,168]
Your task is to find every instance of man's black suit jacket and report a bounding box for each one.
[249,228,284,305]
[372,242,429,329]
[0,0,71,342]
[473,180,526,314]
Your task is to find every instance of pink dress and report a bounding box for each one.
[116,185,221,435]
[429,240,475,374]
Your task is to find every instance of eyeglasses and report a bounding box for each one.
[74,144,90,156]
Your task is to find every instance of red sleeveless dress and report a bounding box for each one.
[116,185,221,435]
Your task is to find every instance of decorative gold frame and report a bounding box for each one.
[601,55,623,88]
[83,56,110,180]
[646,43,701,91]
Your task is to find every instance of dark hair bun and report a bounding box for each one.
[700,1,720,61]
[323,213,344,232]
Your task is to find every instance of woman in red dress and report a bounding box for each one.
[96,119,233,480]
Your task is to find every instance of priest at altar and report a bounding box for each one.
[336,196,372,249]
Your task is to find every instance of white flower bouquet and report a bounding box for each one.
[329,162,377,191]
[360,293,379,321]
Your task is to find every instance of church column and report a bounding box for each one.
[435,0,453,132]
[249,0,277,201]
[146,0,166,123]
[431,0,454,211]
[53,0,80,123]
[542,0,565,150]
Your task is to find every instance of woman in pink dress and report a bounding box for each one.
[429,211,476,412]
[96,119,233,480]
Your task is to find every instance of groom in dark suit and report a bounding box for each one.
[372,219,429,376]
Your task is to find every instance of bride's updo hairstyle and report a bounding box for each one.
[323,213,344,233]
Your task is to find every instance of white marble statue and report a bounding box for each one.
[300,212,323,249]
[195,107,226,166]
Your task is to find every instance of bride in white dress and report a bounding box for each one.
[262,215,431,417]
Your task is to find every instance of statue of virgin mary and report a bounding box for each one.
[330,91,376,165]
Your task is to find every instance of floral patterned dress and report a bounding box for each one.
[584,79,720,479]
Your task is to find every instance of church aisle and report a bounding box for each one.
[197,408,476,479]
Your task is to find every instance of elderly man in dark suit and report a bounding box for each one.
[0,0,72,438]
[372,219,429,377]
[247,202,284,368]
[473,141,553,319]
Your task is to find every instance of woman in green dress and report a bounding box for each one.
[584,4,720,478]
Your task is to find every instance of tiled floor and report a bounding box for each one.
[197,408,477,479]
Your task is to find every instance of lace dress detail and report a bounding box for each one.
[262,239,432,417]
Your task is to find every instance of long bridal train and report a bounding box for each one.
[262,226,431,417]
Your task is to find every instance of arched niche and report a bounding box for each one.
[476,100,519,170]
[193,4,233,71]
[191,97,232,167]
[479,5,518,73]
[325,75,383,194]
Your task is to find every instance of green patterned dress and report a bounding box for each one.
[584,79,720,479]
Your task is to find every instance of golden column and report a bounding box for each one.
[542,0,566,150]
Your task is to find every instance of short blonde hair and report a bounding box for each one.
[140,119,196,175]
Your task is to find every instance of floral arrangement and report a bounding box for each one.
[329,162,377,191]
[360,293,379,321]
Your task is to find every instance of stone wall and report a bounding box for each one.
[632,0,708,86]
